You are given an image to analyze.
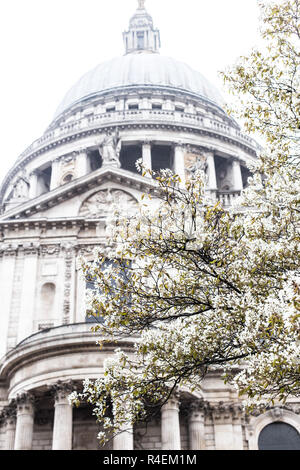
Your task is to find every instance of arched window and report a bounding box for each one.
[258,422,300,450]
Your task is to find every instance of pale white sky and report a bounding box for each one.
[0,0,261,184]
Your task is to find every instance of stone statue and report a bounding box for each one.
[11,172,30,199]
[98,129,121,168]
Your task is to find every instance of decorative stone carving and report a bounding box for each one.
[50,380,75,402]
[61,243,75,324]
[210,401,244,424]
[79,189,138,219]
[40,244,61,257]
[0,401,17,425]
[270,406,284,420]
[15,392,36,408]
[0,401,17,450]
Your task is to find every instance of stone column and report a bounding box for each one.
[161,393,181,450]
[142,141,152,174]
[173,144,186,185]
[14,392,35,450]
[76,150,90,178]
[113,422,134,450]
[50,158,61,191]
[52,381,74,450]
[232,406,244,450]
[2,402,17,450]
[188,400,206,450]
[29,171,38,199]
[204,150,217,190]
[231,158,243,192]
[0,248,16,358]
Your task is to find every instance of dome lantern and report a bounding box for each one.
[123,0,161,55]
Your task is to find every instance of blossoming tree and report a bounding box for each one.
[70,0,300,442]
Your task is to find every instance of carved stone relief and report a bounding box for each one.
[79,189,138,219]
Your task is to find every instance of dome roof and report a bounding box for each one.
[53,53,225,120]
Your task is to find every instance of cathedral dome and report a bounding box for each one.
[53,53,225,120]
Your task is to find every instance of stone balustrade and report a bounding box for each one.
[216,190,241,206]
[15,108,258,166]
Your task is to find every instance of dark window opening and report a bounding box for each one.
[37,165,52,196]
[151,145,173,173]
[120,145,142,173]
[88,149,102,172]
[241,165,252,188]
[175,106,184,112]
[152,104,162,110]
[106,106,116,113]
[128,104,139,110]
[215,155,232,191]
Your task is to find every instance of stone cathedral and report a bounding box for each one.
[0,1,300,451]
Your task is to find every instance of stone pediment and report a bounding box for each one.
[0,167,156,222]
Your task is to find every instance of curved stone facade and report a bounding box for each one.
[0,1,299,451]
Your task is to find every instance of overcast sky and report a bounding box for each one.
[0,0,262,184]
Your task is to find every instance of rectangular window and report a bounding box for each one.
[128,104,139,110]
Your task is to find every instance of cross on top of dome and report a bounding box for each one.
[123,0,161,54]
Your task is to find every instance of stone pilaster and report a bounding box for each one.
[14,392,35,450]
[161,392,181,450]
[17,243,39,344]
[212,402,244,450]
[174,144,186,185]
[51,381,74,450]
[188,400,206,450]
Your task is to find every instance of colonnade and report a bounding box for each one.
[28,141,244,199]
[3,387,242,450]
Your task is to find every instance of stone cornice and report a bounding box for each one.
[0,167,158,222]
[0,323,138,385]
